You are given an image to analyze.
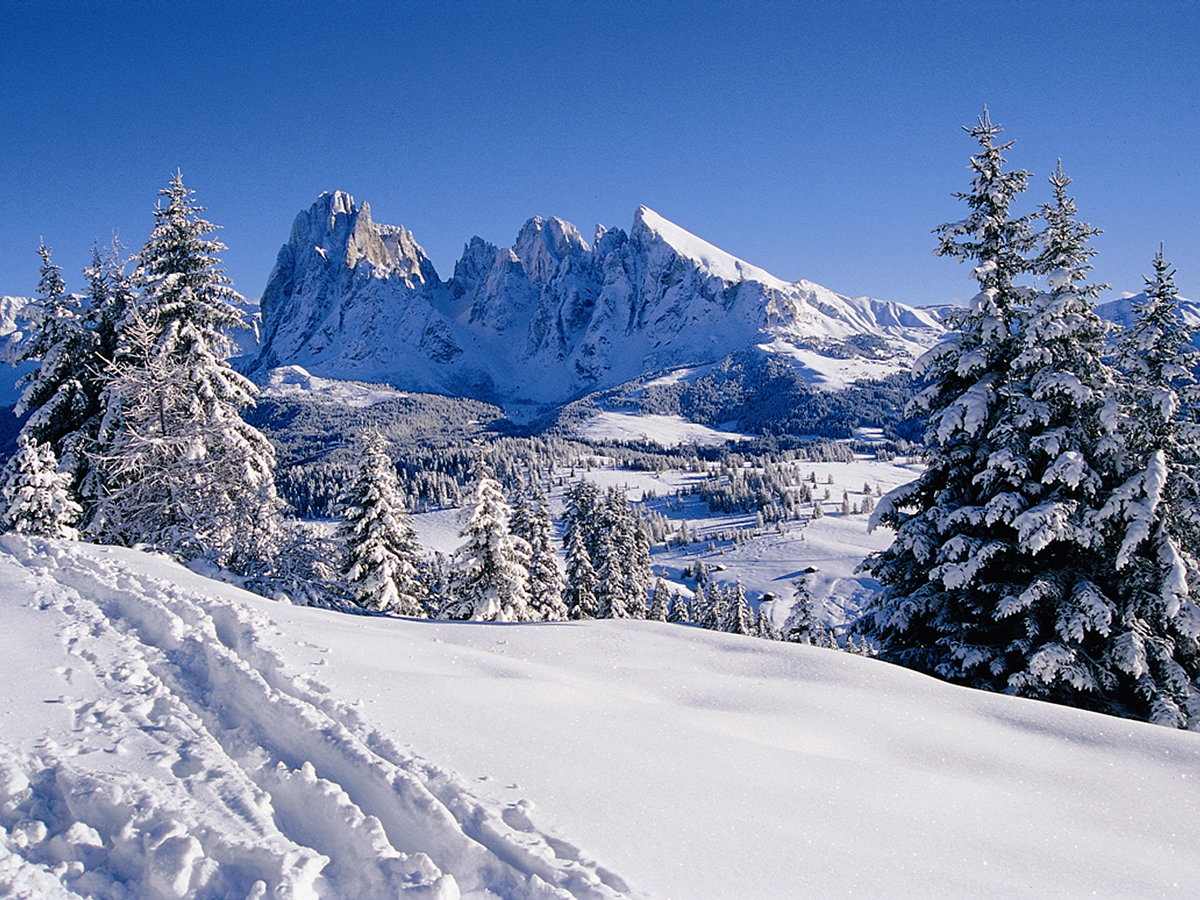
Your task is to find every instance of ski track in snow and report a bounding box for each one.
[0,535,632,900]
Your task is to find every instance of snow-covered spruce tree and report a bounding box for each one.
[563,482,650,619]
[981,161,1125,702]
[624,498,653,618]
[595,487,650,618]
[691,583,717,630]
[255,521,351,610]
[648,577,670,622]
[443,467,532,621]
[593,527,624,619]
[89,173,282,571]
[1100,249,1200,726]
[7,240,138,523]
[339,433,426,615]
[8,245,94,481]
[564,480,600,555]
[523,481,567,621]
[563,519,599,619]
[667,589,690,624]
[782,576,821,644]
[859,116,1132,710]
[755,607,781,640]
[509,483,534,549]
[0,433,82,539]
[420,551,452,617]
[719,579,754,635]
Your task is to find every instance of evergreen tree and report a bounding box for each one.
[508,484,534,550]
[420,552,452,618]
[593,527,625,618]
[8,239,137,526]
[615,489,652,619]
[782,576,822,644]
[859,115,1128,708]
[83,240,137,370]
[691,583,714,630]
[524,481,567,621]
[72,241,137,510]
[573,486,651,619]
[667,590,690,624]
[719,579,754,635]
[89,174,282,571]
[0,434,81,539]
[629,507,652,617]
[10,244,95,483]
[707,582,727,630]
[1101,249,1200,726]
[443,467,532,621]
[594,488,633,618]
[648,577,670,621]
[756,607,782,641]
[563,520,599,619]
[129,171,248,363]
[564,480,601,558]
[339,433,426,615]
[976,161,1124,702]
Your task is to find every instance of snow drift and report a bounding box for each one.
[3,535,1199,898]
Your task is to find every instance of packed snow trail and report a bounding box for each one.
[0,535,631,900]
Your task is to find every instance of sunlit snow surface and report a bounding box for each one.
[575,411,748,448]
[3,535,1199,899]
[262,365,405,408]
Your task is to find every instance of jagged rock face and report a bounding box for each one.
[255,192,444,379]
[249,193,948,403]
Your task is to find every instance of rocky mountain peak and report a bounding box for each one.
[513,216,588,285]
[250,197,949,403]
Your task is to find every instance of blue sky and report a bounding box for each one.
[2,1,1196,308]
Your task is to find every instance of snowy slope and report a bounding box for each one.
[3,534,1199,899]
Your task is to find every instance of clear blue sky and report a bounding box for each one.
[2,1,1196,308]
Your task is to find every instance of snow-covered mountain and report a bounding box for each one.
[1098,292,1200,332]
[248,194,945,403]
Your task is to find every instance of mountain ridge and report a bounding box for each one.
[247,193,946,405]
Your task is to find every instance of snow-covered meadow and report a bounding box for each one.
[3,524,1199,899]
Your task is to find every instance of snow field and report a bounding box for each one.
[0,536,626,900]
[575,412,746,449]
[261,611,1200,900]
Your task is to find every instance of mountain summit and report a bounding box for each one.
[248,194,944,404]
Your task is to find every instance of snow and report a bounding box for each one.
[575,411,748,448]
[261,365,405,408]
[4,522,1200,898]
[754,337,919,389]
[634,207,792,293]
